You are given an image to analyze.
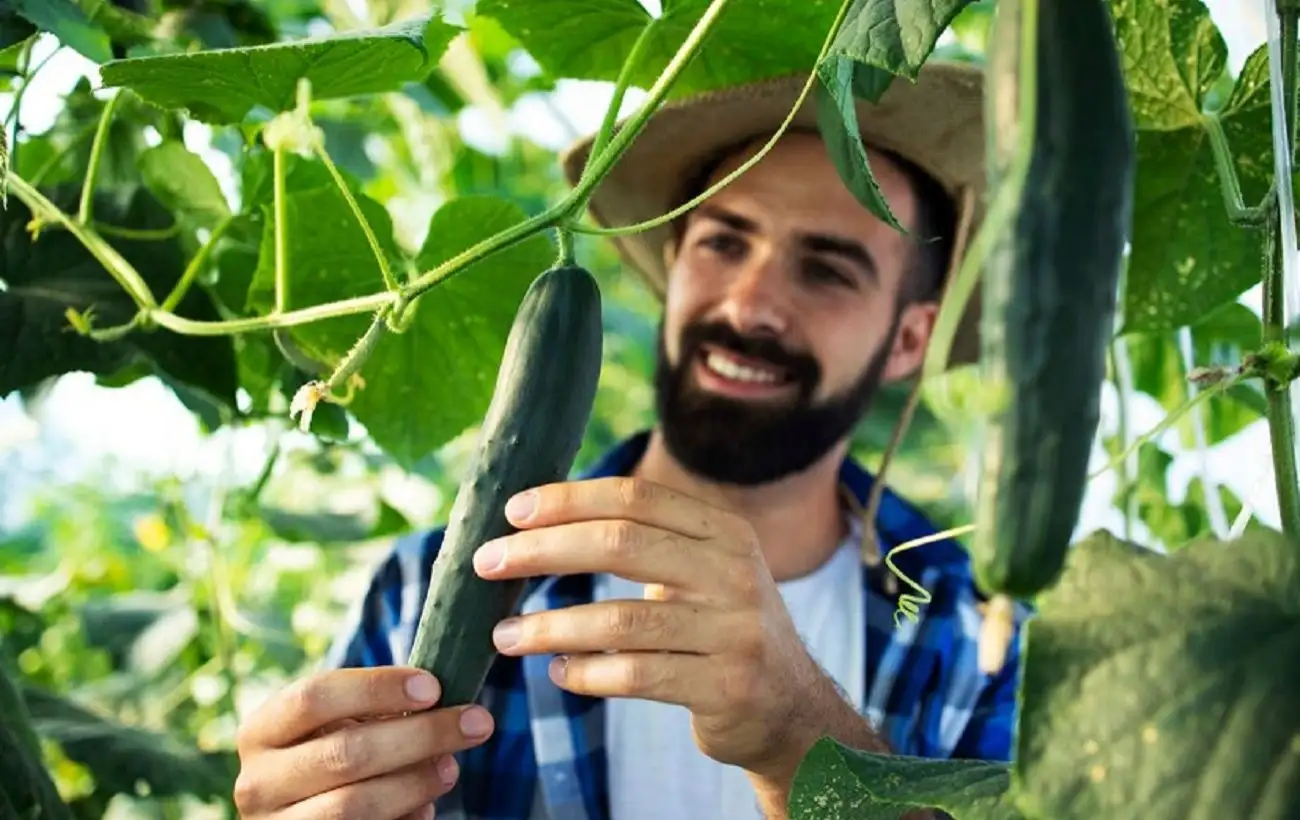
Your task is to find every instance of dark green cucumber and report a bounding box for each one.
[406,264,603,707]
[970,0,1135,601]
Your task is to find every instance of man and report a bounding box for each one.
[232,59,1028,820]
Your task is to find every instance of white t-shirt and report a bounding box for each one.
[596,528,866,820]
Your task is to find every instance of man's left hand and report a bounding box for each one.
[471,476,849,783]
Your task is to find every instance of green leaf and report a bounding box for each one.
[815,59,904,231]
[1112,0,1272,332]
[0,9,37,53]
[0,185,239,411]
[342,196,556,468]
[1014,528,1300,820]
[788,737,1029,820]
[12,0,112,63]
[137,141,232,228]
[813,0,974,232]
[475,0,843,98]
[20,683,237,802]
[98,14,463,123]
[822,0,975,82]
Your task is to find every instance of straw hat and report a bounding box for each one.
[557,59,987,367]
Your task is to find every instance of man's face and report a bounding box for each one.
[654,132,939,486]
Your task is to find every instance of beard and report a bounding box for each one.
[652,311,900,486]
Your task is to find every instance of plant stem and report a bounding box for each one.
[556,225,575,267]
[1108,337,1136,539]
[95,222,182,240]
[150,291,396,335]
[313,141,400,292]
[579,18,660,187]
[274,145,289,314]
[1204,111,1275,226]
[9,174,158,309]
[1089,376,1240,482]
[564,0,738,219]
[161,214,236,313]
[1264,1,1300,540]
[78,90,124,226]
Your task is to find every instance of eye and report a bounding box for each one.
[697,232,746,260]
[803,259,854,288]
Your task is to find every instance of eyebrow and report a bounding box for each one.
[695,204,879,284]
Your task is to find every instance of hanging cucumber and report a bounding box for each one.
[406,264,604,707]
[968,0,1135,670]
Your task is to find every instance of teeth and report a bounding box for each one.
[705,351,782,384]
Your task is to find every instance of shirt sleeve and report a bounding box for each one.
[948,608,1028,762]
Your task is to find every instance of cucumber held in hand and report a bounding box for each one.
[406,264,604,707]
[970,0,1135,670]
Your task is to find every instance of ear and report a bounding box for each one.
[881,300,938,383]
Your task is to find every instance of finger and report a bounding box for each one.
[275,755,454,820]
[505,476,748,543]
[237,705,490,811]
[238,667,442,750]
[547,651,732,714]
[474,519,733,593]
[492,600,749,657]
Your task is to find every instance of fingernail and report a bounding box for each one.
[438,755,459,787]
[493,618,520,651]
[459,707,493,738]
[504,490,535,522]
[405,673,439,703]
[474,540,504,574]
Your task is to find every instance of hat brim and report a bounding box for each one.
[558,60,987,368]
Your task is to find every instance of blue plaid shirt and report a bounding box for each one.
[324,430,1029,819]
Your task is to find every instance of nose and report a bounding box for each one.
[715,250,792,338]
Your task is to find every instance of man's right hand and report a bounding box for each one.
[233,666,496,820]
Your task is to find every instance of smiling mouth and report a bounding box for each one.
[693,345,796,396]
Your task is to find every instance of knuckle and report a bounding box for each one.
[617,476,655,507]
[281,675,324,725]
[615,657,656,695]
[319,729,368,775]
[234,719,256,753]
[603,520,641,556]
[232,770,262,811]
[605,602,640,638]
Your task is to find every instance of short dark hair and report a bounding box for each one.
[666,131,957,307]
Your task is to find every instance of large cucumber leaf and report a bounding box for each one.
[788,739,1029,819]
[99,14,462,124]
[475,0,842,97]
[1014,528,1300,820]
[1110,0,1273,333]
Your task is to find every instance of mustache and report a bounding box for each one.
[678,321,820,386]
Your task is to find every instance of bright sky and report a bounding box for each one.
[0,0,1283,545]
